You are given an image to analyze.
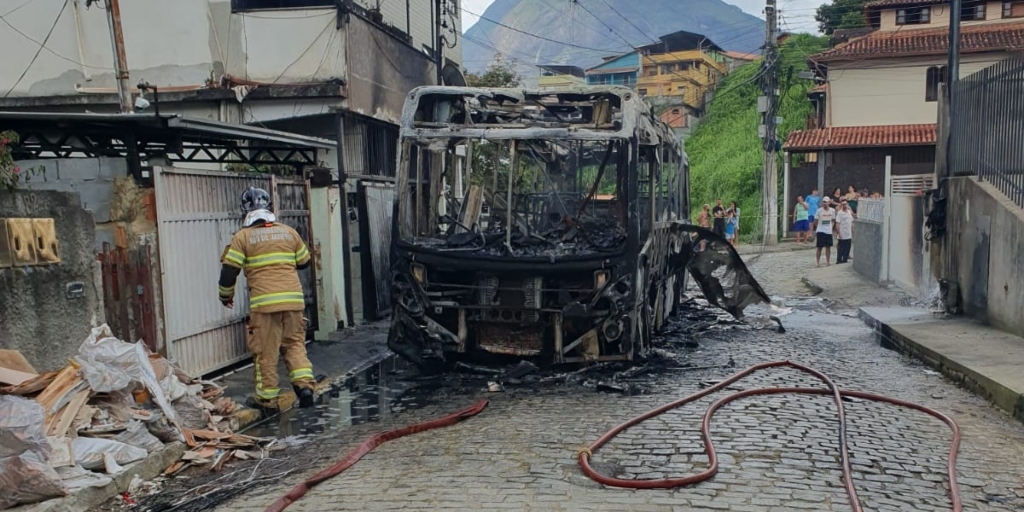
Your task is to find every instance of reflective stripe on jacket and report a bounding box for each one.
[221,223,311,313]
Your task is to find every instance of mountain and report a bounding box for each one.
[461,0,766,75]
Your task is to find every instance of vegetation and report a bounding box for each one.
[0,130,45,192]
[684,34,827,240]
[466,57,522,88]
[816,0,870,35]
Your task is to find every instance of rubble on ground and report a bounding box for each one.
[0,325,268,510]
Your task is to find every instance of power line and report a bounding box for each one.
[460,5,633,53]
[4,0,69,98]
[0,2,110,71]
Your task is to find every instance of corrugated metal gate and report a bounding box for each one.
[358,181,395,319]
[153,167,315,377]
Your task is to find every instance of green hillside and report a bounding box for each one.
[685,34,828,240]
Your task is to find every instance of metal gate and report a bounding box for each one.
[153,167,315,377]
[884,174,934,294]
[358,181,395,319]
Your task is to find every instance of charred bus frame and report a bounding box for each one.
[388,86,698,374]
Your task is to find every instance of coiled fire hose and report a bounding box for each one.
[263,399,488,512]
[578,361,963,512]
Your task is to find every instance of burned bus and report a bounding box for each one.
[387,86,766,374]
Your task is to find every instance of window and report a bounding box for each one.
[671,108,680,115]
[638,88,648,96]
[925,65,947,102]
[896,6,931,25]
[1004,0,1024,17]
[660,64,675,74]
[231,0,334,10]
[959,0,986,20]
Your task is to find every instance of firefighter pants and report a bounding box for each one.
[246,310,315,405]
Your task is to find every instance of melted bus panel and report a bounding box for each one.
[388,86,768,374]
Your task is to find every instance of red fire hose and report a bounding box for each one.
[263,399,488,512]
[578,361,962,512]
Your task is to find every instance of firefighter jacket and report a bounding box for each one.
[218,222,311,313]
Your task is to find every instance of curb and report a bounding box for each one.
[12,443,187,512]
[858,308,1024,423]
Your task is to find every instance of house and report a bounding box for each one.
[585,53,641,87]
[0,0,464,374]
[782,0,1024,235]
[537,65,586,89]
[721,50,758,71]
[585,30,731,138]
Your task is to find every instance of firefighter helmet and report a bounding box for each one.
[240,187,272,213]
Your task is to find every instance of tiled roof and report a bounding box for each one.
[808,83,827,94]
[722,50,757,61]
[814,22,1024,62]
[783,124,937,151]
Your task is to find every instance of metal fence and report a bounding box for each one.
[950,52,1024,209]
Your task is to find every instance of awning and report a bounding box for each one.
[783,124,937,152]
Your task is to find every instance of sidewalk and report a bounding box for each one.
[787,255,1024,423]
[859,307,1024,423]
[220,321,392,431]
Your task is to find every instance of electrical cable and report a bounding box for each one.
[578,360,963,512]
[4,0,69,98]
[461,5,632,53]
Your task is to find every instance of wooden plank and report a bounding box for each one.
[35,364,83,413]
[0,366,36,386]
[116,247,131,343]
[48,388,91,437]
[0,370,58,395]
[0,349,36,374]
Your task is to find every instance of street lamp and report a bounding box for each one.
[136,81,160,116]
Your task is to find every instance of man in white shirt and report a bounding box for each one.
[836,200,854,264]
[814,197,836,267]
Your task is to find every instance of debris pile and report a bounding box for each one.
[0,325,255,510]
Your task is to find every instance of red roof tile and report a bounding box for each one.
[814,22,1024,62]
[783,124,937,151]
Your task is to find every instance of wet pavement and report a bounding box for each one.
[106,248,1024,512]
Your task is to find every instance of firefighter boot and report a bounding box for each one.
[296,386,315,408]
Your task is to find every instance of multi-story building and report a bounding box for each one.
[537,65,586,89]
[584,30,733,137]
[0,0,464,329]
[783,0,1024,209]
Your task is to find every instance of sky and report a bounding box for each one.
[460,0,826,38]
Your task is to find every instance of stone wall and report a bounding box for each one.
[0,190,103,371]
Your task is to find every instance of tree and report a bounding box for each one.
[466,57,522,88]
[816,0,869,35]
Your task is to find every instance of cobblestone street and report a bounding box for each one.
[206,246,1024,512]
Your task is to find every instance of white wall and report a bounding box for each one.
[827,54,1009,127]
[367,0,462,65]
[878,1,1022,31]
[0,0,455,98]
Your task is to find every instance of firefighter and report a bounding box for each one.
[218,187,316,410]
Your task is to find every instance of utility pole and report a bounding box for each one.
[945,0,962,179]
[434,0,444,85]
[759,0,780,244]
[104,0,133,113]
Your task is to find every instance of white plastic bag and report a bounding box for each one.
[0,396,67,509]
[0,396,50,460]
[0,453,67,509]
[71,437,146,472]
[74,324,184,441]
[113,421,164,453]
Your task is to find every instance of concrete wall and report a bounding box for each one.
[0,190,103,372]
[0,0,457,98]
[853,219,884,283]
[827,54,1008,127]
[942,177,1024,338]
[13,157,129,250]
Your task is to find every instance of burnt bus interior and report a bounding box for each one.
[389,88,695,372]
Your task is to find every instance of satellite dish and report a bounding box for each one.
[442,63,467,86]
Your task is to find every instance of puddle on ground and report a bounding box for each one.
[245,355,432,439]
